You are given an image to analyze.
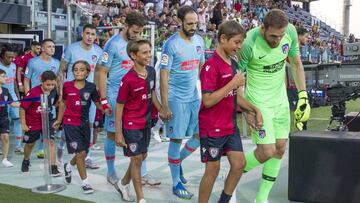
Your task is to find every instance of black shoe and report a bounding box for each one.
[21,159,30,172]
[51,165,62,177]
[63,163,72,184]
[82,184,94,194]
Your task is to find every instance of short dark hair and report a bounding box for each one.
[23,46,31,53]
[177,5,196,22]
[31,41,41,47]
[125,11,148,27]
[297,27,309,36]
[92,13,101,20]
[41,39,55,46]
[218,21,246,41]
[0,43,15,58]
[72,60,91,73]
[127,39,152,61]
[83,24,97,32]
[0,69,5,75]
[159,12,166,18]
[263,9,289,29]
[41,70,56,82]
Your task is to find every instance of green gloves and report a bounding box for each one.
[294,90,311,131]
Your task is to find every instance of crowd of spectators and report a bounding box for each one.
[74,0,358,64]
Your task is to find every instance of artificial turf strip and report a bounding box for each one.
[0,183,93,203]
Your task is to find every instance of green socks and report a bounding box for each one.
[256,158,282,203]
[244,151,261,173]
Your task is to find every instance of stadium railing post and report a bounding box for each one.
[32,94,66,194]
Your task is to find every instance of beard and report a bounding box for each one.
[182,24,196,37]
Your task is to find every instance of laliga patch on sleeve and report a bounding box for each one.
[101,52,109,63]
[160,54,169,66]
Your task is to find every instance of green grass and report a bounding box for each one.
[0,183,93,203]
[237,100,360,135]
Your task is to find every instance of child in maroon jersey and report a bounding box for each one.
[20,70,61,176]
[198,21,263,203]
[115,40,162,203]
[53,60,110,194]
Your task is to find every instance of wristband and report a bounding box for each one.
[100,98,109,110]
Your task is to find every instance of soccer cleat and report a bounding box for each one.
[139,199,147,203]
[85,158,100,169]
[21,159,30,172]
[118,182,135,202]
[172,182,193,199]
[14,148,24,155]
[90,144,101,150]
[63,163,72,184]
[51,165,62,177]
[141,174,161,186]
[2,159,14,167]
[36,150,44,159]
[82,184,94,194]
[152,127,162,143]
[180,165,188,184]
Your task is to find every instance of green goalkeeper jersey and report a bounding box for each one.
[238,24,299,107]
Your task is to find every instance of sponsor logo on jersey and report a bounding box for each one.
[92,55,98,62]
[263,60,285,73]
[209,147,219,158]
[121,60,134,69]
[282,43,289,54]
[181,59,199,71]
[160,54,169,66]
[101,52,109,63]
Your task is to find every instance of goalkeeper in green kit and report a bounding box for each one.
[237,9,310,203]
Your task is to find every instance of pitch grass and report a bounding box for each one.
[0,183,93,203]
[236,100,360,136]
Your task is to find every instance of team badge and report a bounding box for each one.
[259,129,266,139]
[109,121,115,128]
[129,143,137,153]
[282,44,289,54]
[50,66,56,72]
[4,96,8,101]
[70,141,78,150]
[92,55,97,62]
[169,126,173,134]
[150,81,154,89]
[83,92,90,101]
[94,121,99,127]
[160,54,169,66]
[101,52,109,63]
[209,147,219,158]
[196,46,202,55]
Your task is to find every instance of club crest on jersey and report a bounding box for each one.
[109,121,115,128]
[150,81,154,89]
[282,44,289,54]
[129,143,137,153]
[4,96,8,101]
[259,129,266,139]
[161,54,169,66]
[196,46,202,55]
[92,55,98,62]
[102,52,109,63]
[70,141,78,150]
[50,66,56,72]
[209,147,219,158]
[83,92,90,101]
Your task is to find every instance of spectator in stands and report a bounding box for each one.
[156,12,168,28]
[210,2,223,29]
[147,8,157,22]
[92,13,104,28]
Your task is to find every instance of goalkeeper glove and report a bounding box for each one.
[294,90,311,130]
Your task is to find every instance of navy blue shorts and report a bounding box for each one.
[200,128,243,163]
[0,118,10,134]
[23,128,55,144]
[63,123,90,154]
[123,127,151,157]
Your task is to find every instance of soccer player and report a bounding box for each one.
[159,5,205,199]
[96,11,159,201]
[198,21,263,203]
[57,24,103,169]
[20,71,61,176]
[53,60,109,194]
[0,69,20,167]
[0,45,23,157]
[24,39,60,159]
[237,9,310,203]
[115,39,162,203]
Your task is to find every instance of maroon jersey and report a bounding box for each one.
[14,53,34,84]
[62,81,99,126]
[20,85,58,131]
[117,66,155,130]
[199,51,238,138]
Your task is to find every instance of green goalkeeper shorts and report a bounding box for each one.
[251,102,290,144]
